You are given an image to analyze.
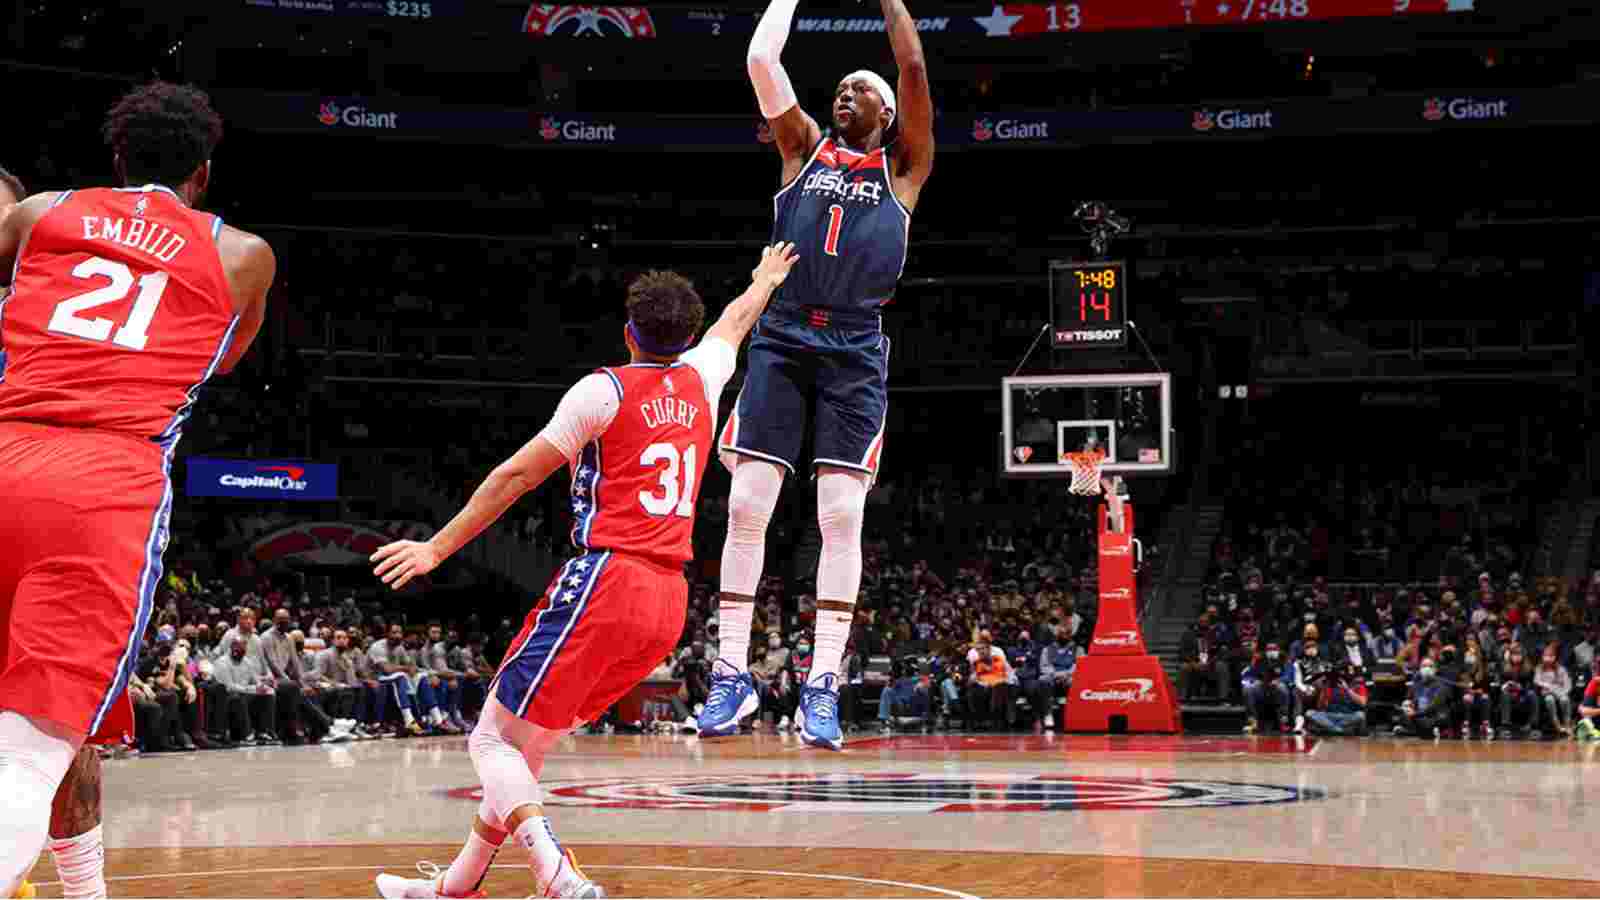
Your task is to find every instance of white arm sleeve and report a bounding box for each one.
[680,337,738,423]
[536,373,622,465]
[747,0,800,119]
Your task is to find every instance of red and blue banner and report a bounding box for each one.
[185,457,340,501]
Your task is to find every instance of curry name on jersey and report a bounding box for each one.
[771,136,910,315]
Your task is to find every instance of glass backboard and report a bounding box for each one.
[1002,373,1173,477]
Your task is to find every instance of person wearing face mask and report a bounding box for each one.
[1453,639,1495,740]
[211,638,280,745]
[1335,627,1375,672]
[1395,656,1453,738]
[1498,645,1539,739]
[1290,638,1330,734]
[1178,612,1230,702]
[1032,626,1077,732]
[747,641,784,731]
[1241,642,1291,734]
[1303,663,1369,737]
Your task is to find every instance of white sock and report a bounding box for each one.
[402,708,416,727]
[440,830,501,898]
[0,712,79,895]
[811,469,868,683]
[48,825,106,900]
[512,817,566,887]
[718,460,783,673]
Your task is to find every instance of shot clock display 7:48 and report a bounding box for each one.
[1049,260,1128,349]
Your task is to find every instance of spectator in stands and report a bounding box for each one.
[402,628,461,734]
[1571,627,1599,685]
[1374,625,1403,660]
[343,629,390,737]
[1534,644,1574,738]
[368,623,427,737]
[1453,638,1496,740]
[262,608,337,742]
[1519,609,1554,660]
[136,641,196,751]
[1032,625,1076,731]
[1395,656,1453,738]
[1498,644,1539,739]
[1304,663,1368,736]
[127,668,175,753]
[1291,637,1329,733]
[966,630,1013,730]
[212,637,279,744]
[425,623,469,731]
[875,657,930,732]
[1335,624,1376,674]
[673,641,712,720]
[1242,642,1291,734]
[1178,610,1230,702]
[747,640,783,731]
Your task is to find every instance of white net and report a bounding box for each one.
[1065,451,1105,496]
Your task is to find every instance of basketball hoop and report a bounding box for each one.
[1065,450,1106,496]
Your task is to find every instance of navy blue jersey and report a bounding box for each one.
[771,136,910,315]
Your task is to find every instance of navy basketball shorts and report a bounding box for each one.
[718,311,890,477]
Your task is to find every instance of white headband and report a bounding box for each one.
[842,69,896,127]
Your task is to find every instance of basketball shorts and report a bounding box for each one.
[718,310,890,477]
[0,422,169,741]
[491,550,687,730]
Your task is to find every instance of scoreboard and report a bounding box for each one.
[1050,260,1127,350]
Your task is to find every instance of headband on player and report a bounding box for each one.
[627,320,695,356]
[842,69,896,127]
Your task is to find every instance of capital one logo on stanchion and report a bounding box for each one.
[1079,677,1158,705]
[1092,630,1140,649]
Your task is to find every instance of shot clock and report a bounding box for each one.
[1049,260,1128,349]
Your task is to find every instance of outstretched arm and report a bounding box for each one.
[880,0,934,198]
[748,0,822,171]
[702,242,799,349]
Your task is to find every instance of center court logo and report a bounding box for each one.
[972,117,1049,142]
[538,116,617,142]
[1192,108,1274,132]
[317,101,398,129]
[446,773,1325,812]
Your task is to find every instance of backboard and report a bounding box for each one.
[1002,373,1172,478]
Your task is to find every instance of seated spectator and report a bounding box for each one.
[426,623,469,732]
[747,642,784,730]
[341,629,390,737]
[138,641,197,751]
[128,669,176,753]
[1533,645,1574,738]
[1453,639,1496,740]
[1304,664,1369,736]
[876,658,931,730]
[1395,656,1453,738]
[673,641,712,720]
[1291,638,1329,734]
[1498,644,1539,739]
[1028,626,1077,732]
[1568,626,1598,687]
[837,643,866,730]
[212,637,280,744]
[1242,642,1291,734]
[1178,611,1230,702]
[1336,625,1376,673]
[965,630,1013,730]
[263,608,338,743]
[369,623,428,737]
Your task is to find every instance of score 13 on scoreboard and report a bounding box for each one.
[1049,260,1128,349]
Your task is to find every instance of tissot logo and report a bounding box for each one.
[447,773,1325,812]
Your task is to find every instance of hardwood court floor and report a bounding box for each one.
[30,731,1600,897]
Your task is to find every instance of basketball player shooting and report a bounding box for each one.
[368,244,797,900]
[697,0,934,750]
[0,84,276,899]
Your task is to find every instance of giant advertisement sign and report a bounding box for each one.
[213,85,1592,152]
[185,458,339,501]
[238,0,1473,38]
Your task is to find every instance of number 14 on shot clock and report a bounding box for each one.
[1049,260,1128,349]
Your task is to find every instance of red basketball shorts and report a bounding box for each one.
[491,550,687,730]
[0,422,169,743]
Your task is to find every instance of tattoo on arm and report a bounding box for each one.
[49,746,103,839]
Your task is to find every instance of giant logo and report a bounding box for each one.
[1192,108,1274,132]
[538,116,617,142]
[523,5,656,37]
[1422,96,1510,122]
[317,101,398,129]
[446,773,1325,812]
[972,117,1049,142]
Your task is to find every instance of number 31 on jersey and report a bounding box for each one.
[639,442,696,518]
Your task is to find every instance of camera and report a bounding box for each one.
[1072,200,1131,258]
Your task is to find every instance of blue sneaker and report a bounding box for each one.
[799,672,843,751]
[696,659,758,737]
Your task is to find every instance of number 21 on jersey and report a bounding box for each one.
[47,256,167,351]
[639,442,696,518]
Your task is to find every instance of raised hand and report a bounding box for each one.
[371,539,443,590]
[753,241,800,289]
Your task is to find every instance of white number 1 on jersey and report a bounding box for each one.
[638,442,696,518]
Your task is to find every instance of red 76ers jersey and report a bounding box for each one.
[569,360,717,566]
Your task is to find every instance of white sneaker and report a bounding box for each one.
[1293,715,1306,735]
[324,725,354,744]
[777,715,791,732]
[533,849,605,899]
[377,863,485,899]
